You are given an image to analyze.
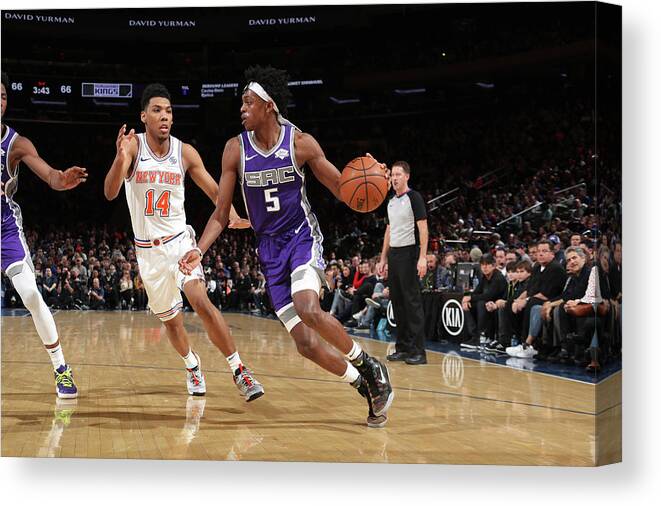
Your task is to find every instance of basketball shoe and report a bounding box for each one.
[186,351,206,396]
[351,351,393,417]
[234,365,265,402]
[54,364,78,399]
[353,376,387,428]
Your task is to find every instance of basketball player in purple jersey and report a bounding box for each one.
[180,66,394,427]
[1,72,86,398]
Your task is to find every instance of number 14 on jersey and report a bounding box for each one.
[145,189,171,217]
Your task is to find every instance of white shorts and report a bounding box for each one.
[136,226,204,322]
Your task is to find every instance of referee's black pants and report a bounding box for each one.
[388,245,426,356]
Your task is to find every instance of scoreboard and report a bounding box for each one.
[8,77,323,101]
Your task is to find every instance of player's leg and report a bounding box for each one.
[3,223,77,398]
[138,247,206,395]
[160,312,206,396]
[288,321,386,428]
[181,276,264,402]
[183,278,235,356]
[291,275,393,418]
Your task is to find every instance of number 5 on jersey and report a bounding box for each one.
[264,188,280,212]
[145,189,171,217]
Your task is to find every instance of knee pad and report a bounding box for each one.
[10,267,42,311]
[276,302,302,333]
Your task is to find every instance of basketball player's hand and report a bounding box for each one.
[417,257,427,278]
[116,124,136,162]
[179,249,201,275]
[61,166,88,189]
[228,217,251,229]
[366,152,391,189]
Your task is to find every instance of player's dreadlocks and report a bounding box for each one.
[244,65,292,118]
[1,72,9,90]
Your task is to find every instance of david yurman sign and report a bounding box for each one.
[128,19,197,28]
[248,16,316,26]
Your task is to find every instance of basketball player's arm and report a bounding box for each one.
[179,138,239,274]
[104,124,137,200]
[12,136,88,191]
[295,132,343,201]
[182,143,249,229]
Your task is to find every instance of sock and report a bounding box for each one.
[346,340,363,362]
[46,341,66,370]
[340,362,360,384]
[226,351,242,373]
[182,349,199,369]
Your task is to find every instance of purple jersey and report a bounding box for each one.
[238,124,325,312]
[1,125,31,273]
[239,124,321,238]
[1,125,20,221]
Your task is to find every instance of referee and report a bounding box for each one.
[376,161,428,365]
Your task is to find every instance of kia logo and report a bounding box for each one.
[442,298,464,336]
[386,300,396,328]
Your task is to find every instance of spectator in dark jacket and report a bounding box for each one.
[488,260,532,351]
[538,246,592,360]
[460,254,507,348]
[507,239,567,358]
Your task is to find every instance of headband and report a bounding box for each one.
[244,81,299,131]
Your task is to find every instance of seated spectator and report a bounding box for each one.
[537,246,591,362]
[73,254,89,285]
[102,264,119,310]
[206,272,220,308]
[421,253,448,291]
[460,254,507,349]
[88,277,106,310]
[236,267,253,311]
[341,260,376,327]
[70,267,89,309]
[505,249,520,265]
[320,265,337,313]
[133,273,147,310]
[57,268,74,309]
[330,265,353,319]
[486,260,531,352]
[506,239,567,358]
[610,241,622,350]
[356,263,390,329]
[248,269,267,314]
[494,247,507,277]
[548,234,565,264]
[119,269,134,310]
[41,267,58,307]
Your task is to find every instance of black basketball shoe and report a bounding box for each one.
[353,376,387,428]
[351,351,394,417]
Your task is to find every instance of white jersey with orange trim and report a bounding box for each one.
[124,133,187,240]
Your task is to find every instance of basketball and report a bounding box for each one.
[339,156,389,213]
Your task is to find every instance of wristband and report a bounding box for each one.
[193,247,203,257]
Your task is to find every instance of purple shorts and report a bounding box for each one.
[257,221,325,312]
[1,213,30,273]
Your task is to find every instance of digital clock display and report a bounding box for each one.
[32,81,51,95]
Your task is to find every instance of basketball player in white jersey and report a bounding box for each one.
[104,83,264,401]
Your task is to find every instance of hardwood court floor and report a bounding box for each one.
[1,310,621,465]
